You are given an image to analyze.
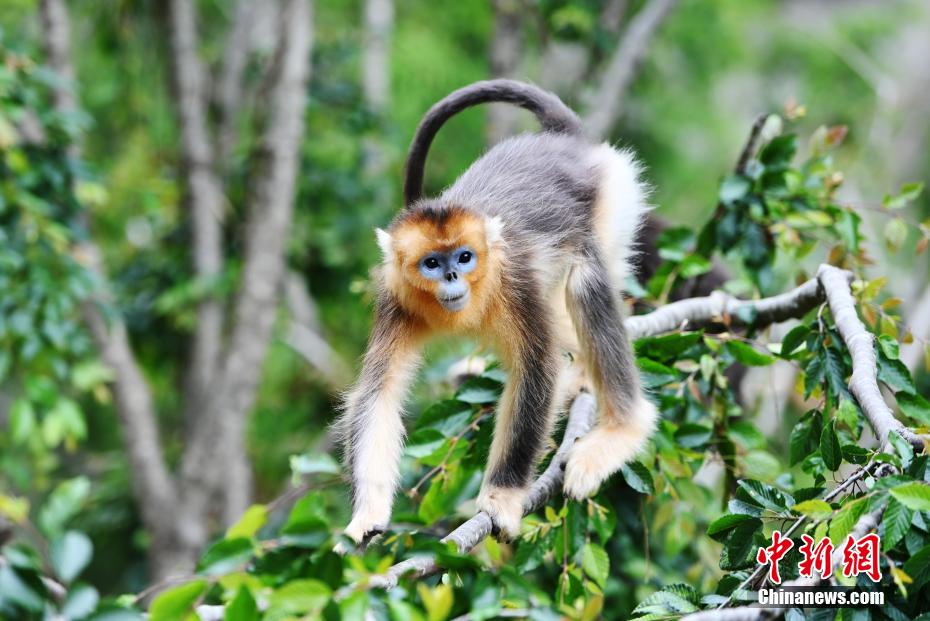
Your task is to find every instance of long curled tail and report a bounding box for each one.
[403,79,583,206]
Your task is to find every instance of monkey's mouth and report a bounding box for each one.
[438,290,470,312]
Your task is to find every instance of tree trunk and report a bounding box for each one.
[486,0,524,143]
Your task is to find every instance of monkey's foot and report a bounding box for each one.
[476,485,525,540]
[564,399,657,500]
[335,512,388,554]
[563,445,612,499]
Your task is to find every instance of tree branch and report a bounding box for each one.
[816,265,922,450]
[214,0,257,167]
[37,0,76,116]
[284,273,351,388]
[582,0,679,140]
[165,0,228,433]
[181,0,315,525]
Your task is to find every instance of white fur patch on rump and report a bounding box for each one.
[588,144,651,287]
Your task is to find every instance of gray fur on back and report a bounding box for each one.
[440,133,599,254]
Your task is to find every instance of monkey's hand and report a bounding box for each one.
[476,485,525,540]
[334,513,387,555]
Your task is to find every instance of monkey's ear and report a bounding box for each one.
[375,228,394,260]
[484,216,504,248]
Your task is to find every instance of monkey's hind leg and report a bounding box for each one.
[562,254,657,499]
[478,309,559,539]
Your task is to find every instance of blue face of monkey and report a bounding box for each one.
[418,246,477,312]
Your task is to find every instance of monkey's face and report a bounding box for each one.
[415,246,477,311]
[376,206,503,318]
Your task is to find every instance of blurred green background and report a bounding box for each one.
[1,0,928,604]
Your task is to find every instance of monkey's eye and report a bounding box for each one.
[458,251,473,264]
[423,257,441,270]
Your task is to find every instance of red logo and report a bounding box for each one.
[841,533,882,582]
[756,530,794,584]
[756,532,882,583]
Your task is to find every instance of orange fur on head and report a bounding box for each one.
[377,207,504,332]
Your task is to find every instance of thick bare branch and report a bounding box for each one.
[625,277,823,338]
[165,0,227,422]
[214,0,257,166]
[361,0,394,178]
[182,0,315,524]
[816,265,922,450]
[37,0,76,115]
[583,0,678,140]
[362,0,393,112]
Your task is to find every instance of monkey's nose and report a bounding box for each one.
[445,272,458,282]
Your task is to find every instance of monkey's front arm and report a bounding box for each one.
[341,299,422,544]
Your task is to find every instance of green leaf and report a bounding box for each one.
[9,399,36,444]
[835,398,860,431]
[820,420,842,471]
[884,218,908,250]
[674,423,713,448]
[149,580,207,621]
[877,351,916,394]
[196,538,253,576]
[889,482,930,511]
[898,392,930,425]
[226,505,268,540]
[883,181,924,209]
[789,417,815,466]
[581,542,609,588]
[680,255,712,278]
[416,400,474,436]
[903,544,930,591]
[0,565,44,612]
[417,583,453,621]
[62,584,100,620]
[759,134,797,168]
[632,584,700,616]
[719,174,751,203]
[224,586,259,621]
[267,579,331,616]
[878,335,900,360]
[792,499,833,519]
[780,325,810,357]
[726,341,774,366]
[829,496,869,544]
[289,453,340,477]
[455,377,502,404]
[621,462,655,495]
[707,514,761,542]
[637,358,678,389]
[51,530,93,583]
[736,480,794,513]
[635,332,702,362]
[38,476,90,536]
[71,360,115,391]
[882,498,912,552]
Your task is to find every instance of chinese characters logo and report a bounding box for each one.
[756,531,882,584]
